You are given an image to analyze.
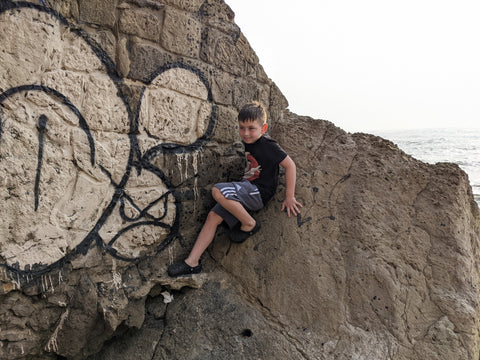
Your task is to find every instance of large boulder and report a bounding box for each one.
[211,113,480,359]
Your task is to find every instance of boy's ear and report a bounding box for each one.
[261,123,268,133]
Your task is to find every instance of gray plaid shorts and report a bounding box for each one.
[211,180,263,228]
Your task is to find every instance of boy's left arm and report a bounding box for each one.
[279,155,303,217]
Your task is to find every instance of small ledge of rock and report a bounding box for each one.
[157,273,208,290]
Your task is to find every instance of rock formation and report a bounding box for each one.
[0,1,479,359]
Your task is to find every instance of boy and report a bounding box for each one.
[168,101,302,277]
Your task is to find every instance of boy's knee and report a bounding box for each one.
[206,210,223,225]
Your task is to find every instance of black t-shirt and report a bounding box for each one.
[243,135,287,204]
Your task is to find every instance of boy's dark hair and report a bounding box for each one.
[238,101,267,125]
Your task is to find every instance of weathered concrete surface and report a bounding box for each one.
[1,1,479,360]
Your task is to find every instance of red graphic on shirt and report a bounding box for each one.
[243,152,261,181]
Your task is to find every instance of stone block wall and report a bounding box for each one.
[0,1,286,358]
[0,0,286,275]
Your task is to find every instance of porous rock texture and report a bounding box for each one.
[0,1,479,359]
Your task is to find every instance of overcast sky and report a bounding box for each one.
[226,0,480,133]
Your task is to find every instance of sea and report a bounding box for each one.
[371,128,480,206]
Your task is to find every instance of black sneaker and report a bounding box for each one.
[167,261,202,277]
[229,221,261,243]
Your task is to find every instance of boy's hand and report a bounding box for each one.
[281,197,303,217]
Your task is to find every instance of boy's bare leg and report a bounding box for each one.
[212,187,256,232]
[183,187,256,268]
[184,211,223,267]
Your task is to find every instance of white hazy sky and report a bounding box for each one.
[226,0,480,133]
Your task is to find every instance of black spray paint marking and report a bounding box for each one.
[297,214,312,227]
[34,114,48,211]
[0,84,96,166]
[0,115,3,140]
[315,173,351,222]
[0,1,216,285]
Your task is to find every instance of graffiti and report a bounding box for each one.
[1,84,97,214]
[35,114,48,211]
[0,1,216,284]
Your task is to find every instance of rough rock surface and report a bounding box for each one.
[0,1,479,360]
[211,114,480,359]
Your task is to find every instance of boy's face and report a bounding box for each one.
[238,119,268,144]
